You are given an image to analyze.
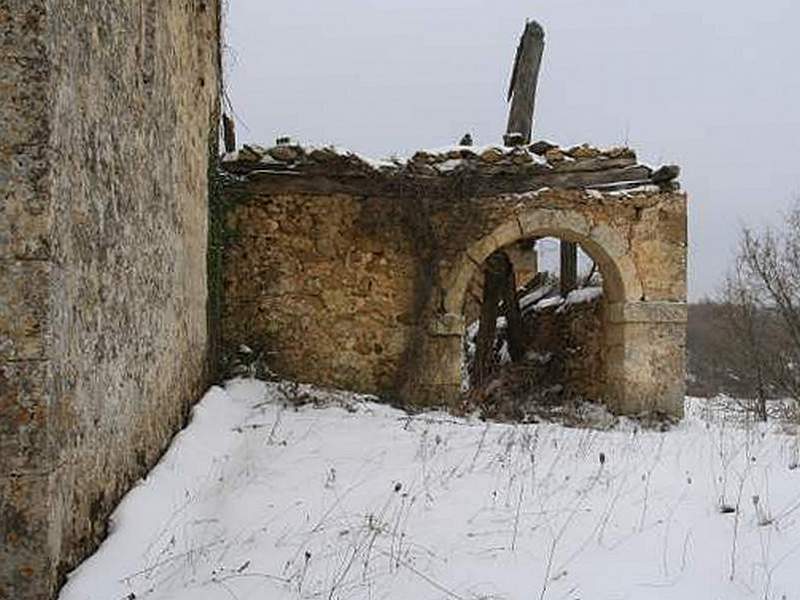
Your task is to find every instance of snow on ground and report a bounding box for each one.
[60,380,800,600]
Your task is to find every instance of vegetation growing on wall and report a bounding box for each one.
[207,0,227,381]
[207,128,224,378]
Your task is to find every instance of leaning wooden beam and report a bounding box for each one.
[474,252,527,386]
[499,254,526,363]
[474,254,505,386]
[505,20,545,146]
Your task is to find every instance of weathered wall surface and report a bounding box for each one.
[222,143,687,416]
[1,2,220,598]
[1,2,55,597]
[223,191,421,395]
[426,186,687,414]
[523,294,606,402]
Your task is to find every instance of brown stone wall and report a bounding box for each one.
[223,190,421,396]
[423,188,687,414]
[222,159,687,416]
[1,2,220,598]
[432,188,687,312]
[523,296,606,401]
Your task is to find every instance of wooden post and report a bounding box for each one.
[560,241,578,296]
[500,256,526,362]
[474,252,527,385]
[474,254,505,385]
[505,20,545,146]
[222,113,236,153]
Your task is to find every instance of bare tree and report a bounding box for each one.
[721,269,769,420]
[722,202,800,419]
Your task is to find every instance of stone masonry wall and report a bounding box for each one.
[223,191,422,396]
[1,4,54,597]
[222,142,687,415]
[523,294,606,401]
[1,2,220,598]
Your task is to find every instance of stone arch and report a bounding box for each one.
[413,206,673,415]
[441,208,640,320]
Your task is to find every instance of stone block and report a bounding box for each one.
[0,260,50,361]
[0,360,54,474]
[517,207,592,239]
[0,473,57,600]
[429,312,465,337]
[607,301,688,324]
[465,218,523,265]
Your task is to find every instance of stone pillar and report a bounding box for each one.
[405,313,465,406]
[605,302,687,416]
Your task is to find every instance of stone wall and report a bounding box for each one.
[1,4,54,597]
[1,2,221,598]
[222,142,687,416]
[523,293,606,402]
[223,191,422,396]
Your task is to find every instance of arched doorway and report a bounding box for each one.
[410,206,684,416]
[460,235,609,418]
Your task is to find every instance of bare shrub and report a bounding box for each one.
[721,201,800,422]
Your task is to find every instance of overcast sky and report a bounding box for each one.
[226,0,800,300]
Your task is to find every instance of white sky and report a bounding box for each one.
[225,0,800,300]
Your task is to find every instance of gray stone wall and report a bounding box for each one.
[1,2,221,598]
[1,3,55,597]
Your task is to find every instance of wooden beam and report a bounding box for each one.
[474,254,506,385]
[560,240,577,296]
[222,113,236,153]
[474,252,527,386]
[500,254,526,363]
[505,20,545,145]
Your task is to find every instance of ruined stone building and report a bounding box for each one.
[1,4,686,599]
[221,143,686,414]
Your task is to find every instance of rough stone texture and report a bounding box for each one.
[222,144,687,417]
[1,2,221,598]
[462,243,538,325]
[223,193,419,394]
[522,295,606,402]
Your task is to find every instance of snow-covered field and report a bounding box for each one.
[60,380,800,600]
